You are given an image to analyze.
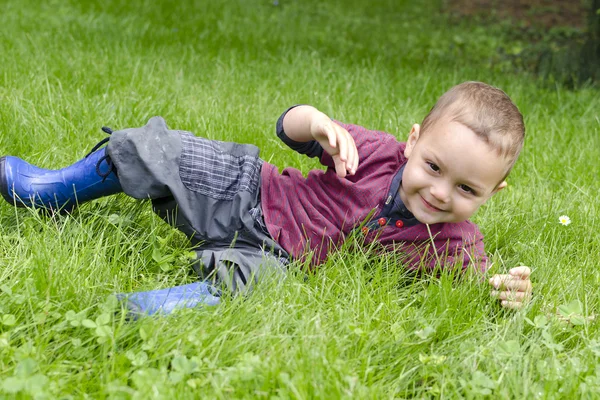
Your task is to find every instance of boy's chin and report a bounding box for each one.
[412,211,441,225]
[414,216,445,225]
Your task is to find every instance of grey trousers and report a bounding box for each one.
[106,116,289,293]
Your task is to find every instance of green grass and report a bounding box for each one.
[1,0,599,398]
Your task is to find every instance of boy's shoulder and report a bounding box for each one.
[334,120,400,140]
[333,120,405,156]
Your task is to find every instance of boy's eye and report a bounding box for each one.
[459,184,475,195]
[427,162,440,172]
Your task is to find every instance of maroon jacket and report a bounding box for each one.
[260,120,488,272]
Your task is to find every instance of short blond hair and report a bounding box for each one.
[421,81,525,179]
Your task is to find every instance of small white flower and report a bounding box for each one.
[559,215,571,226]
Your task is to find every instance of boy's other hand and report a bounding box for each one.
[489,266,532,310]
[310,116,359,178]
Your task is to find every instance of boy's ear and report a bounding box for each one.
[492,181,508,195]
[404,124,420,158]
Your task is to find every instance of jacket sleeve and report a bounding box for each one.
[276,107,391,170]
[276,105,324,159]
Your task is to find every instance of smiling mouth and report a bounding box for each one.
[420,196,444,212]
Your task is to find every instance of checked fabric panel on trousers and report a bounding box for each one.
[179,132,262,200]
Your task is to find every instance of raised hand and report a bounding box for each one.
[281,105,359,179]
[309,114,359,178]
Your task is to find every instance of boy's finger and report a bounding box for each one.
[491,290,529,302]
[324,125,337,149]
[335,126,348,162]
[333,157,347,179]
[489,275,532,292]
[501,277,532,292]
[489,274,507,288]
[509,266,531,279]
[346,135,358,174]
[500,300,524,310]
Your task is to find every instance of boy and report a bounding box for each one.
[0,81,532,314]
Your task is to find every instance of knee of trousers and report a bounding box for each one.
[106,116,183,199]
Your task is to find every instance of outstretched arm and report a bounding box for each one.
[282,105,359,178]
[489,266,533,309]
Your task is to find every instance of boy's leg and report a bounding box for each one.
[1,116,288,292]
[194,245,288,294]
[107,116,289,291]
[116,244,288,319]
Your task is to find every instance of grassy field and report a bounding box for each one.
[0,0,599,398]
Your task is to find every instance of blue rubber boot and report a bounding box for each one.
[117,282,221,318]
[0,147,122,212]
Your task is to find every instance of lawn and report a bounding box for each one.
[0,0,599,398]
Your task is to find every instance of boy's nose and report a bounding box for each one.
[430,183,451,204]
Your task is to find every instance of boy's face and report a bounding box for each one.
[400,118,508,225]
